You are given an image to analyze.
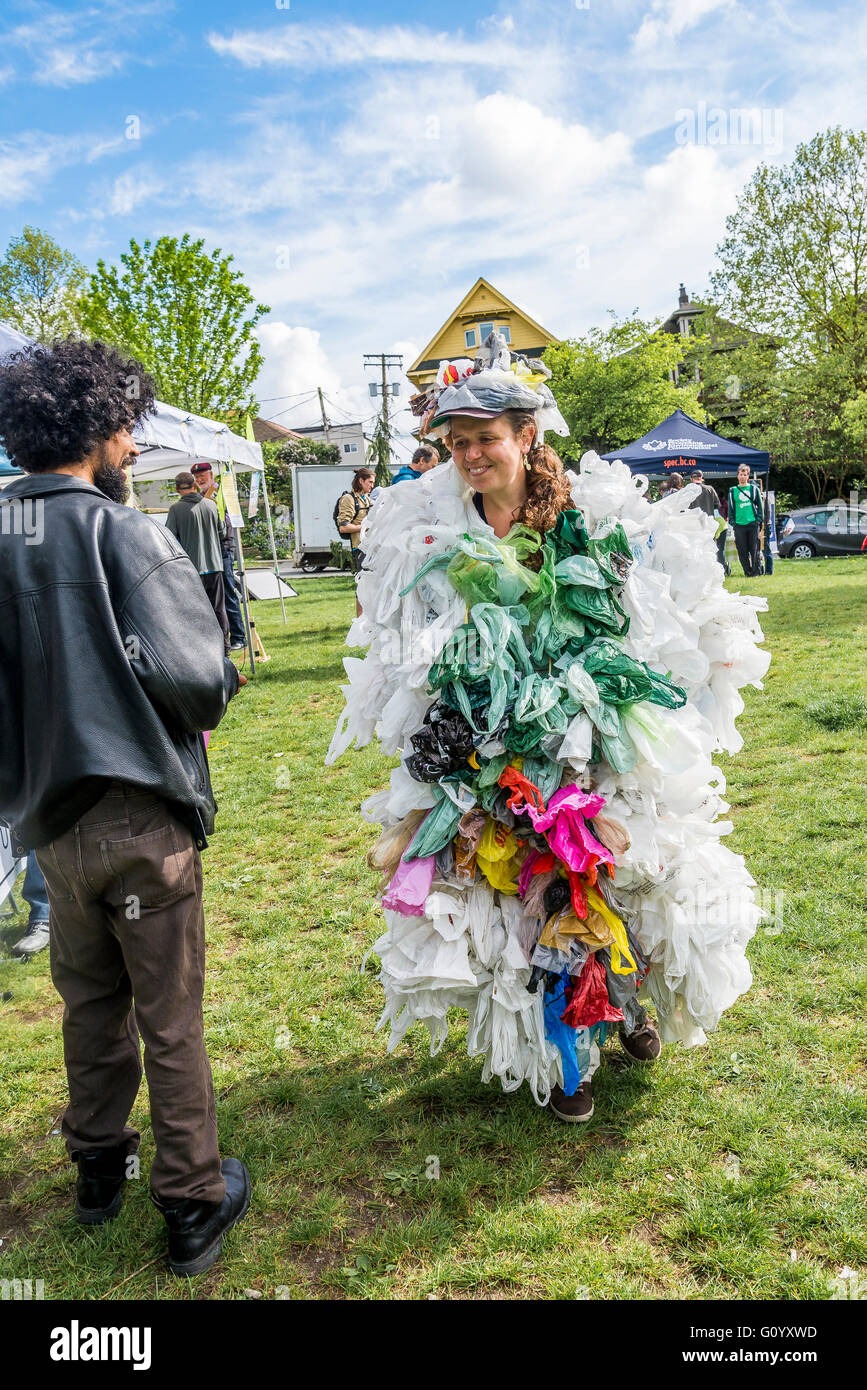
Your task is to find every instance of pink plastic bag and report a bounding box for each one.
[516,784,613,877]
[381,854,437,917]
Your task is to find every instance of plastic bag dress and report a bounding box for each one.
[328,454,770,1101]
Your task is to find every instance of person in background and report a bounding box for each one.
[667,471,684,491]
[688,468,728,572]
[336,468,374,567]
[0,337,249,1276]
[165,472,231,655]
[655,479,670,502]
[729,463,763,577]
[10,851,51,957]
[191,462,246,652]
[392,443,440,485]
[337,468,375,618]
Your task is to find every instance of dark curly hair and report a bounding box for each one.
[503,409,573,536]
[0,337,156,473]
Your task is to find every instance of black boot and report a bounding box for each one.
[156,1158,251,1277]
[73,1144,131,1225]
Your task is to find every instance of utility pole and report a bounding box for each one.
[316,386,331,444]
[364,351,403,452]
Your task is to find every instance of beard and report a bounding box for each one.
[92,455,132,505]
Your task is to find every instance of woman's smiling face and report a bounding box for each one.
[447,414,535,492]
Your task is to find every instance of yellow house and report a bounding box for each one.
[407,277,559,391]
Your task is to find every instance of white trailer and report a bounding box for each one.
[290,463,398,570]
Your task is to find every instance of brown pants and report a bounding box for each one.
[36,783,226,1205]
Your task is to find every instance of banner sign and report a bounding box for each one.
[220,468,244,530]
[0,822,25,912]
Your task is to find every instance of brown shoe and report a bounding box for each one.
[549,1081,594,1123]
[619,1018,662,1064]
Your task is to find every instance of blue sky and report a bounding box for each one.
[1,0,865,436]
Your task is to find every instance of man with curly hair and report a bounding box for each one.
[0,337,251,1276]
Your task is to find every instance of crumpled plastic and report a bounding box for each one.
[543,969,584,1094]
[561,953,624,1028]
[582,638,687,709]
[540,905,615,954]
[405,702,475,782]
[367,808,428,882]
[515,783,613,880]
[476,818,526,895]
[403,791,465,861]
[381,854,437,917]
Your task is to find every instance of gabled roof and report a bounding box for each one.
[252,417,305,443]
[409,276,557,376]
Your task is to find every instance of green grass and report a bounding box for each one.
[1,558,865,1301]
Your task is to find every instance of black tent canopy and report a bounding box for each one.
[601,409,769,480]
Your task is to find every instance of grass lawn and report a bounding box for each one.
[1,557,865,1301]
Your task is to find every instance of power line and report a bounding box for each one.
[258,389,323,404]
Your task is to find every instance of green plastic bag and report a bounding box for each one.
[403,790,465,861]
[587,518,634,586]
[582,638,687,709]
[545,509,590,563]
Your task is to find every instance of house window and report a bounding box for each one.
[479,320,494,342]
[343,443,358,454]
[500,325,511,343]
[465,328,477,349]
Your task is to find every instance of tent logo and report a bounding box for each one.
[643,437,718,452]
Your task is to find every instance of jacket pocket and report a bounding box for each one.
[101,824,193,909]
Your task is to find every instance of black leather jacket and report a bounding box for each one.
[0,473,239,851]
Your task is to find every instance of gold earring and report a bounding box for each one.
[522,453,531,470]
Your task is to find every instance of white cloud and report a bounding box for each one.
[0,132,82,204]
[107,168,167,216]
[255,322,342,404]
[208,21,530,71]
[9,12,130,87]
[633,0,738,51]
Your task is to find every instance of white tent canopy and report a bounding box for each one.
[132,399,264,480]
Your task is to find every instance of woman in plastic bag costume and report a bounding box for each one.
[326,338,771,1122]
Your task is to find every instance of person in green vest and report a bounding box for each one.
[729,464,763,577]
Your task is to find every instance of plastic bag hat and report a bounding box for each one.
[326,446,770,1103]
[410,330,570,443]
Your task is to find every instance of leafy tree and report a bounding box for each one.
[704,130,867,501]
[78,234,270,418]
[688,307,866,503]
[261,435,340,510]
[0,226,86,341]
[711,127,867,357]
[543,313,702,462]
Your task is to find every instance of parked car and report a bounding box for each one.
[777,504,867,558]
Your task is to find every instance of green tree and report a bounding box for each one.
[0,226,87,341]
[543,313,701,462]
[705,130,867,500]
[78,234,270,418]
[261,435,340,510]
[688,308,866,503]
[711,127,867,356]
[367,414,394,489]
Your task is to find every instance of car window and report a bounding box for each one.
[804,511,830,525]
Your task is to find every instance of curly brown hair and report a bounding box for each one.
[502,409,573,535]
